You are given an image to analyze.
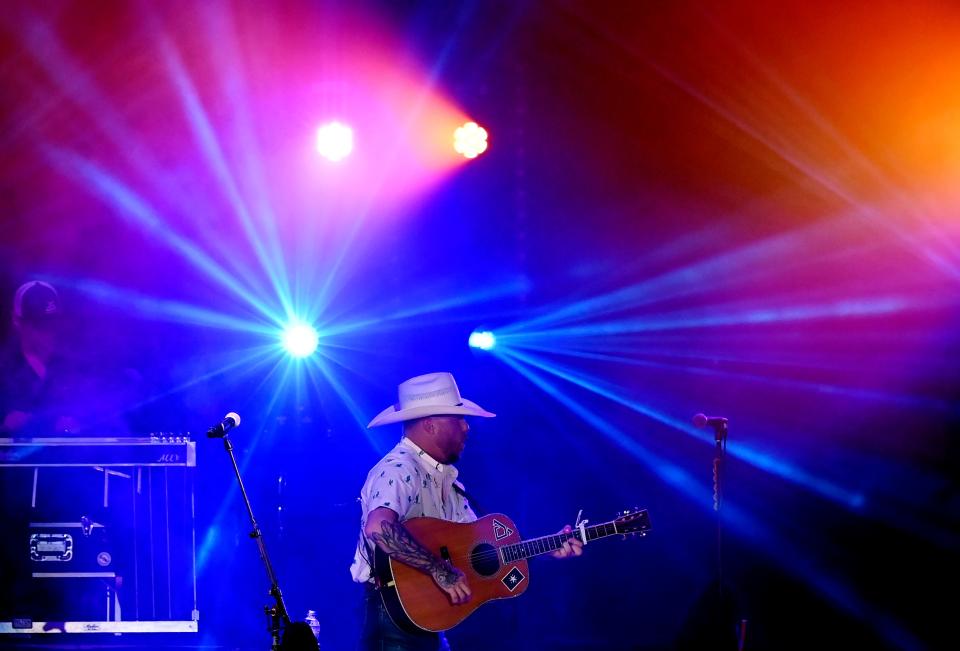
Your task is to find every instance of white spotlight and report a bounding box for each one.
[282,323,319,358]
[454,122,489,159]
[468,330,496,351]
[316,121,354,162]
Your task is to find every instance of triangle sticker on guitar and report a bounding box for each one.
[374,508,651,633]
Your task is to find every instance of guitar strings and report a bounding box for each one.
[399,519,641,566]
[425,539,573,565]
[430,532,594,565]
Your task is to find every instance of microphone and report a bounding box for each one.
[207,412,241,438]
[692,413,728,429]
[693,413,728,445]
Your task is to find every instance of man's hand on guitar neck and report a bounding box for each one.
[366,507,473,605]
[550,524,584,559]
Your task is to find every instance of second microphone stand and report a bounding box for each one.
[710,418,728,595]
[211,427,291,651]
[709,418,746,651]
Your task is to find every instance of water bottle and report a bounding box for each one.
[304,609,321,641]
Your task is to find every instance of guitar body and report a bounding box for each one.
[374,514,530,633]
[372,507,651,633]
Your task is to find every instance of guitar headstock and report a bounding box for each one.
[614,507,651,537]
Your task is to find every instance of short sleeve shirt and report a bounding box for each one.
[350,437,477,583]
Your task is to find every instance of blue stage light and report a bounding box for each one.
[282,323,319,358]
[468,330,496,350]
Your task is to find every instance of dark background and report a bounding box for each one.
[1,1,958,649]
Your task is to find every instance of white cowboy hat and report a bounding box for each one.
[367,372,495,428]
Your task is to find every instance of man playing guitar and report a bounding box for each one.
[351,372,583,651]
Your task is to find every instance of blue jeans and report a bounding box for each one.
[359,587,441,651]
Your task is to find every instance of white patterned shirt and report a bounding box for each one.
[350,437,477,583]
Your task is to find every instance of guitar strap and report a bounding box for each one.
[453,484,485,517]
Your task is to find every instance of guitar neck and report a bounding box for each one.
[500,520,622,563]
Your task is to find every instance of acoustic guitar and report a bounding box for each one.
[374,508,651,633]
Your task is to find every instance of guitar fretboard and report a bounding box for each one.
[500,521,620,563]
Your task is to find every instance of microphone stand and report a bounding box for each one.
[709,419,727,594]
[211,428,291,651]
[709,419,745,651]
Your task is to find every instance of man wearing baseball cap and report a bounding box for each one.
[350,372,582,650]
[0,280,79,434]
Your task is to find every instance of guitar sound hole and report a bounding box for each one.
[470,543,501,577]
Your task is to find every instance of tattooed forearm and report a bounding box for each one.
[371,520,460,587]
